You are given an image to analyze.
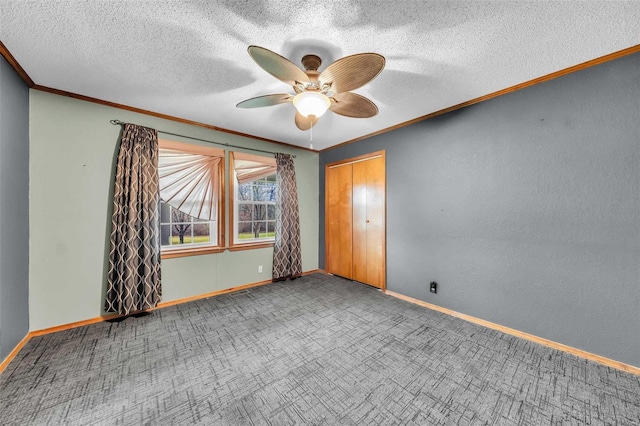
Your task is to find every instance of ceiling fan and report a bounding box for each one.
[236,46,385,131]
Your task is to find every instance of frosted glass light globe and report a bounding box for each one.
[293,92,330,117]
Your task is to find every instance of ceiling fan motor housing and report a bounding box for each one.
[301,54,322,71]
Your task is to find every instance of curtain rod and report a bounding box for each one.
[110,119,295,158]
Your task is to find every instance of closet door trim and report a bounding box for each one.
[326,151,384,169]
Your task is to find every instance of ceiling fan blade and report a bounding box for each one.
[236,94,292,108]
[319,53,385,93]
[248,46,310,87]
[295,112,319,131]
[330,92,379,118]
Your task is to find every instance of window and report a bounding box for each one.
[236,175,277,240]
[230,152,278,249]
[158,140,224,258]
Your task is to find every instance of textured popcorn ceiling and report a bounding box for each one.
[1,1,639,150]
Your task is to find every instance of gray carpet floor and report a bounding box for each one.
[1,273,639,425]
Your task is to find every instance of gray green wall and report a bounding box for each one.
[29,90,319,331]
[320,52,640,367]
[0,56,30,361]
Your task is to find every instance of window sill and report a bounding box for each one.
[228,241,274,252]
[161,241,274,258]
[161,246,226,260]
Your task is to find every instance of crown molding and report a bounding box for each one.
[0,38,316,153]
[0,39,34,86]
[32,85,317,152]
[2,37,637,153]
[324,44,640,152]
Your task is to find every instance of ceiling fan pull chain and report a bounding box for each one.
[309,117,314,150]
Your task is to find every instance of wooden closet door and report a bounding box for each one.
[326,163,353,279]
[352,155,385,288]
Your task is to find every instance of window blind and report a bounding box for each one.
[233,151,277,184]
[158,140,223,221]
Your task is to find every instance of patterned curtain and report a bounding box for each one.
[272,153,302,281]
[105,124,162,315]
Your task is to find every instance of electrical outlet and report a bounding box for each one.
[430,281,437,294]
[258,265,263,273]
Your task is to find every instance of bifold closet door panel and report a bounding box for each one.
[352,161,367,284]
[326,163,353,279]
[352,156,385,288]
[366,155,385,288]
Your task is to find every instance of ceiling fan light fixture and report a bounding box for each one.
[293,92,331,118]
[239,46,385,131]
